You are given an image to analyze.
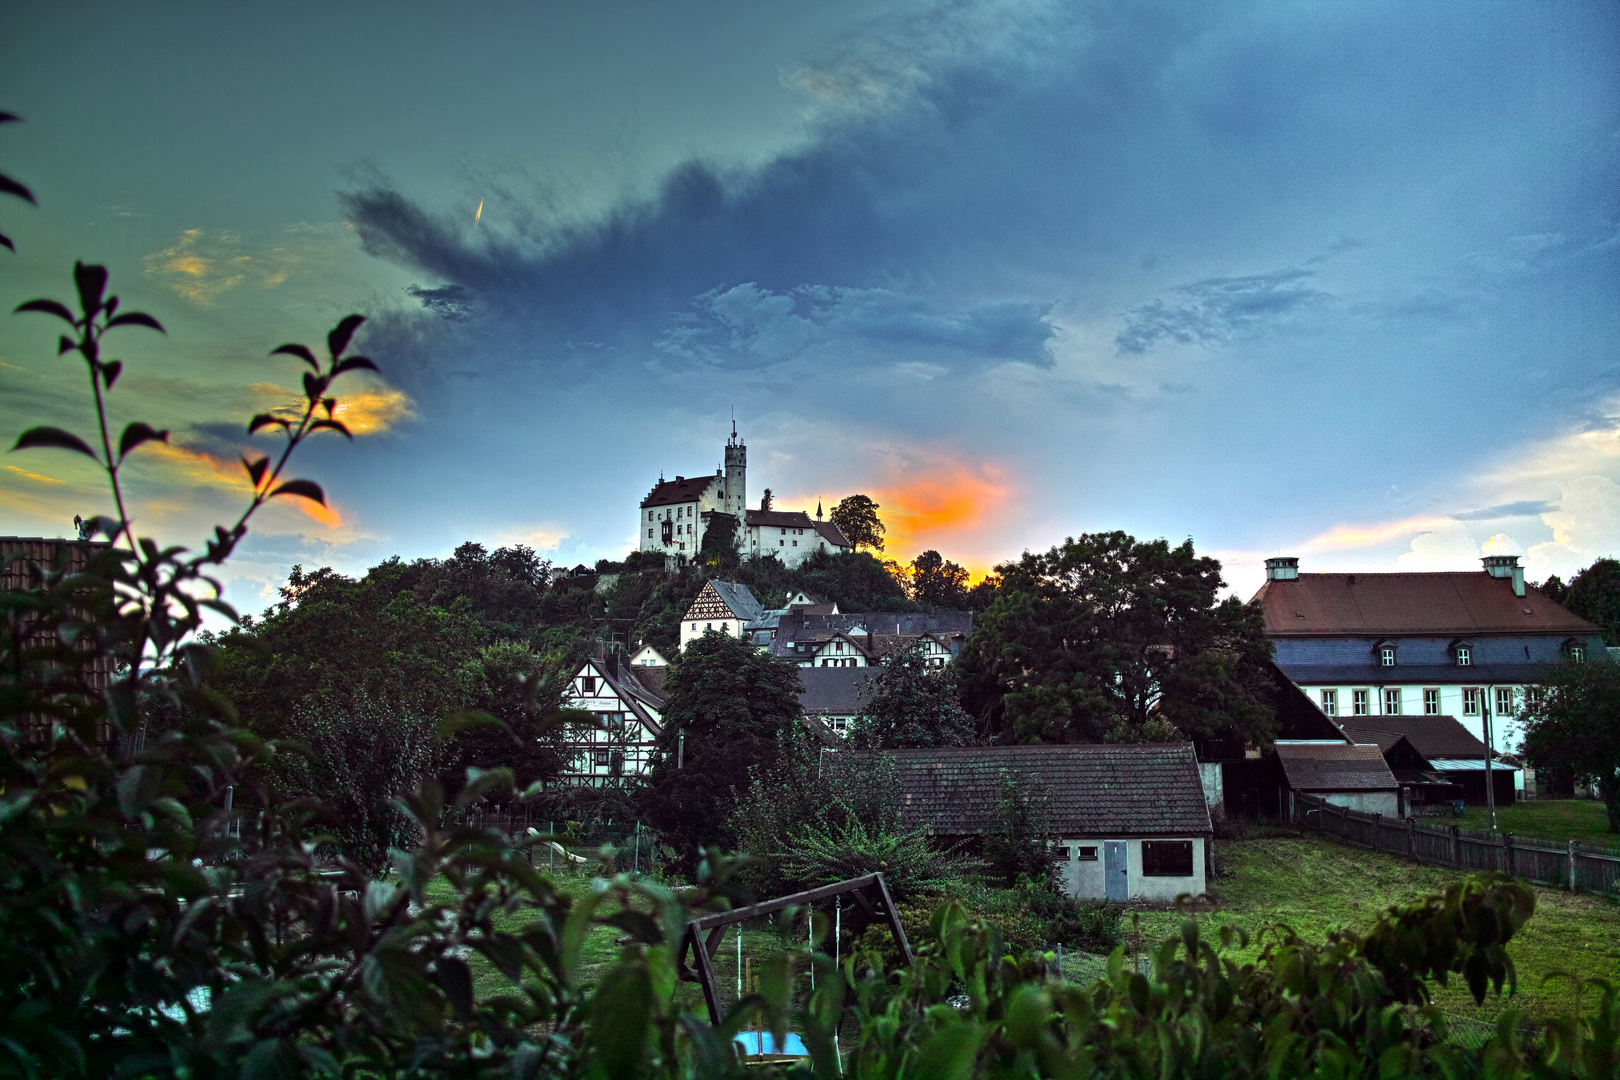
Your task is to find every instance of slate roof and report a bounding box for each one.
[641,474,720,509]
[709,580,764,622]
[631,665,668,698]
[814,520,851,549]
[1335,715,1488,761]
[886,743,1212,838]
[1252,572,1598,637]
[1275,743,1399,792]
[770,611,974,659]
[797,666,882,716]
[746,509,819,529]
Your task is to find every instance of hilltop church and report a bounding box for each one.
[637,425,851,567]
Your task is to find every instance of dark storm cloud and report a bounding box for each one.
[1115,269,1328,355]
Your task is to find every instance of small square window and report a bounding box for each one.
[1076,846,1098,862]
[1423,688,1439,715]
[1456,645,1472,666]
[592,749,610,766]
[1142,840,1194,877]
[1353,689,1369,716]
[579,676,597,695]
[1383,688,1401,715]
[1379,646,1396,667]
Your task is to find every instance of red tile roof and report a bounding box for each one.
[1275,743,1399,792]
[641,475,720,508]
[1335,715,1488,760]
[1252,572,1598,637]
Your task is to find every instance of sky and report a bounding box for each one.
[2,0,1618,612]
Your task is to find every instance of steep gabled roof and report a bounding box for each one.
[746,509,817,528]
[684,580,764,623]
[1275,743,1398,792]
[886,743,1212,837]
[814,520,850,549]
[1252,572,1598,637]
[797,666,882,716]
[641,474,720,509]
[1336,715,1488,761]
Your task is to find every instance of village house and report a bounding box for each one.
[556,653,666,785]
[887,743,1214,902]
[796,666,883,736]
[1251,554,1603,780]
[1274,743,1402,818]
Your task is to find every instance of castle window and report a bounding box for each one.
[1320,689,1337,716]
[1424,688,1439,715]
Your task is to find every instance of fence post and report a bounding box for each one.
[1504,832,1514,878]
[1452,826,1462,868]
[1407,817,1416,862]
[1569,840,1578,893]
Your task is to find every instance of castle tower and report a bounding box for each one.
[724,421,746,518]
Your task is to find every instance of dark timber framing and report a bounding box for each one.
[677,872,913,1026]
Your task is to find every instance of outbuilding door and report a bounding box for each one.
[1104,841,1129,901]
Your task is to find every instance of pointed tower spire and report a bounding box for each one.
[816,501,823,519]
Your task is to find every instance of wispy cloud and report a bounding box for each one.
[142,228,305,305]
[1116,268,1329,355]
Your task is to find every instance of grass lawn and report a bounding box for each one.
[1130,832,1620,1031]
[1454,799,1620,850]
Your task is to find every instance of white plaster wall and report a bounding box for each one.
[1303,682,1528,754]
[1323,791,1400,817]
[1059,838,1206,902]
[679,616,743,652]
[1197,763,1225,819]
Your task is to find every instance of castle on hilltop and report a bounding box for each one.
[637,424,851,568]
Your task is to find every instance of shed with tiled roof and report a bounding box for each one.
[1275,743,1401,818]
[885,743,1213,902]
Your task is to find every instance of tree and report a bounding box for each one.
[981,773,1059,887]
[1563,558,1620,645]
[760,487,773,511]
[831,494,886,552]
[697,510,740,567]
[1521,658,1620,832]
[637,630,805,860]
[958,531,1276,746]
[1538,573,1570,605]
[850,644,977,749]
[909,549,970,609]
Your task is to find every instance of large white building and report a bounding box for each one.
[637,426,850,567]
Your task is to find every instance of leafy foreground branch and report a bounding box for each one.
[3,263,1620,1079]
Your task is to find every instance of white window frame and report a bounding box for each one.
[1383,687,1401,715]
[1423,688,1439,715]
[1320,689,1338,716]
[1353,689,1369,716]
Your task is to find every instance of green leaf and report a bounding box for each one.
[0,173,35,205]
[454,765,514,807]
[73,262,108,319]
[241,454,269,488]
[439,709,508,738]
[11,426,96,459]
[105,311,164,332]
[327,314,365,358]
[13,298,75,325]
[434,957,475,1020]
[118,422,168,461]
[590,957,654,1080]
[269,479,324,505]
[913,1021,982,1080]
[270,343,318,369]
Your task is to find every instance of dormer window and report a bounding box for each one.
[1374,641,1396,668]
[1454,643,1472,667]
[1564,638,1586,662]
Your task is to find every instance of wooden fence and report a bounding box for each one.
[1295,794,1620,896]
